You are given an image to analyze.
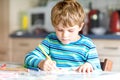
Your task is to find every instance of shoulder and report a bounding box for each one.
[80,34,96,48]
[80,34,92,41]
[46,32,57,38]
[45,32,58,40]
[42,32,59,44]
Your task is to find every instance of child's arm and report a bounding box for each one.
[24,34,57,69]
[76,44,102,73]
[84,47,102,71]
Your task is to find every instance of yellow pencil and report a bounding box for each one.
[38,45,51,60]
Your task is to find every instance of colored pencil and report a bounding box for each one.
[38,45,51,60]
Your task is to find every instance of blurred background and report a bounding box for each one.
[0,0,120,72]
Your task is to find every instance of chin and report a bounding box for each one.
[61,41,70,45]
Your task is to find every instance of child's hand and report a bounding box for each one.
[76,62,93,73]
[38,59,59,71]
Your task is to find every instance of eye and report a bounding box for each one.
[68,29,74,32]
[57,29,63,32]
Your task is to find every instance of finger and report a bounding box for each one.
[90,67,93,72]
[82,67,87,73]
[46,60,58,71]
[76,67,83,72]
[43,65,50,71]
[50,61,59,70]
[86,67,93,73]
[53,61,56,64]
[86,67,90,73]
[44,64,55,71]
[43,60,53,71]
[44,59,59,71]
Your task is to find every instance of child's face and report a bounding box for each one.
[55,23,82,44]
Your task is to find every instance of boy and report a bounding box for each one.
[24,0,102,73]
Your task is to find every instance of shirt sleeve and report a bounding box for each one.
[86,47,102,71]
[24,37,50,68]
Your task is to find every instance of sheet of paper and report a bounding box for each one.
[0,70,120,80]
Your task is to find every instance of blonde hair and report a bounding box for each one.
[51,0,85,28]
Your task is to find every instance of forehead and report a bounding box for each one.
[56,23,79,29]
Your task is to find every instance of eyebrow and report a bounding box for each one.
[56,25,77,30]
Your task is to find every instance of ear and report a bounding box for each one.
[79,22,84,31]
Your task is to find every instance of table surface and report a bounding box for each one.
[0,63,120,80]
[0,70,120,80]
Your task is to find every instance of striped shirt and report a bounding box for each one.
[24,33,101,70]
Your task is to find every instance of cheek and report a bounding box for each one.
[72,31,80,35]
[56,32,61,38]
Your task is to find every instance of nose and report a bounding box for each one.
[62,31,68,38]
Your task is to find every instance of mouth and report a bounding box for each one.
[62,38,69,41]
[61,38,70,43]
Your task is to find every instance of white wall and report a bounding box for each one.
[9,0,120,33]
[9,0,31,33]
[79,0,120,9]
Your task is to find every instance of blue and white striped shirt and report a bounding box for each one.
[24,33,101,70]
